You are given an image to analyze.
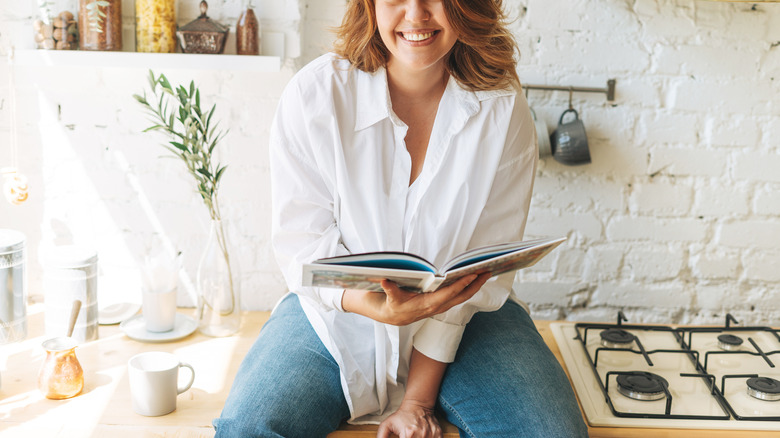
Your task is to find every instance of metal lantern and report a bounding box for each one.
[176,1,229,54]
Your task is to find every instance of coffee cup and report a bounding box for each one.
[142,288,177,332]
[550,108,591,165]
[531,108,551,158]
[128,351,195,416]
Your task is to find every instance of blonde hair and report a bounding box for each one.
[332,0,520,91]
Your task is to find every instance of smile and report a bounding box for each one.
[400,31,438,42]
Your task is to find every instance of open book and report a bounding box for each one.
[302,236,566,293]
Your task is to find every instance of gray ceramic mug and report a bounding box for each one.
[550,109,591,165]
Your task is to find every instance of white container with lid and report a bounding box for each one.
[43,245,99,342]
[0,229,27,344]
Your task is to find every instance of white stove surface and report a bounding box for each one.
[551,322,780,431]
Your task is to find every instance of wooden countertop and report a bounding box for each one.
[0,306,775,437]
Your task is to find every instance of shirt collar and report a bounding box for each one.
[354,67,497,132]
[355,67,393,131]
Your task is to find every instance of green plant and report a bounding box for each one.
[134,71,236,320]
[85,0,110,33]
[133,70,228,221]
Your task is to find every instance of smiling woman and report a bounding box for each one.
[212,1,587,437]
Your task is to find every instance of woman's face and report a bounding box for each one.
[375,0,459,76]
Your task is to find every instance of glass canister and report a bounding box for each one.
[33,0,78,50]
[136,0,177,53]
[43,246,99,343]
[78,0,122,51]
[0,229,26,344]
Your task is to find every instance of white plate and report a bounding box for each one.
[119,313,197,343]
[98,302,141,325]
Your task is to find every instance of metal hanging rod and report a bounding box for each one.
[523,79,616,102]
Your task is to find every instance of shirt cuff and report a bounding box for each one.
[322,287,347,312]
[413,318,466,363]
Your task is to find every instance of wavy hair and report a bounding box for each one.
[332,0,520,91]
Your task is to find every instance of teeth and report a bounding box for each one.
[403,32,434,42]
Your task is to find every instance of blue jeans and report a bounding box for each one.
[213,294,587,437]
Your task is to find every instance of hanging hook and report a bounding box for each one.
[568,86,574,110]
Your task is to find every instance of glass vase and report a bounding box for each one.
[196,219,240,337]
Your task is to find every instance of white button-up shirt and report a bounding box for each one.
[270,54,537,423]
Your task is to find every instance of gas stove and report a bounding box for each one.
[551,313,780,431]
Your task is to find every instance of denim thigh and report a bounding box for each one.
[437,301,588,438]
[213,294,350,438]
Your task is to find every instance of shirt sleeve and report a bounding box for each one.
[413,93,539,362]
[270,79,348,313]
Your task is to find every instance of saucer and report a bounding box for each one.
[120,313,197,343]
[98,302,141,325]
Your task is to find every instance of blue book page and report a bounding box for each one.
[314,252,436,273]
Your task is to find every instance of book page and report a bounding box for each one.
[303,264,432,292]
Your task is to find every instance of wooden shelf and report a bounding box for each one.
[14,49,281,72]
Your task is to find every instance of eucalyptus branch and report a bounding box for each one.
[133,70,229,221]
[85,0,110,33]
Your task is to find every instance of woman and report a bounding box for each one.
[214,0,587,437]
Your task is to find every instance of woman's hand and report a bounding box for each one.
[342,272,490,326]
[377,400,442,438]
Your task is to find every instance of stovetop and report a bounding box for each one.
[551,313,780,431]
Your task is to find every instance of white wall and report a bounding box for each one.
[1,0,779,325]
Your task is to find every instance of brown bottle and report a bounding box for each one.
[236,6,259,55]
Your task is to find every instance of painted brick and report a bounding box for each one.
[583,246,624,282]
[718,221,780,249]
[638,111,699,145]
[669,78,774,115]
[623,247,684,281]
[704,115,761,148]
[526,209,603,241]
[607,216,708,242]
[726,5,771,40]
[556,247,587,278]
[649,147,728,178]
[694,284,749,311]
[629,182,693,216]
[691,252,740,280]
[693,185,750,217]
[754,189,780,216]
[532,175,624,212]
[512,281,585,306]
[734,152,780,183]
[590,283,691,308]
[656,45,760,77]
[743,251,780,282]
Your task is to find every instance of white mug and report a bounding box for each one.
[128,351,195,416]
[142,288,177,332]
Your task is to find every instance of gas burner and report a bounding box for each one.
[717,334,744,351]
[746,377,780,401]
[600,328,636,348]
[616,372,669,401]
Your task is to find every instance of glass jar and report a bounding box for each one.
[236,0,259,55]
[136,0,177,53]
[78,0,122,51]
[34,0,78,50]
[0,229,26,344]
[38,336,84,399]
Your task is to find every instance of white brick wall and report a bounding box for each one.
[1,0,779,327]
